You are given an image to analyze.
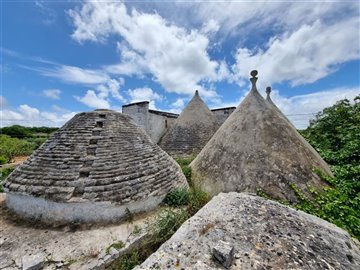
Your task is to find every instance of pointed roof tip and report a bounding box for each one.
[266,86,272,99]
[250,70,258,92]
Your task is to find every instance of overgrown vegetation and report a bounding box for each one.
[112,156,209,270]
[175,156,194,185]
[290,96,359,239]
[0,167,14,192]
[0,135,36,164]
[0,125,57,164]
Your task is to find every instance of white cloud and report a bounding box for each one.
[68,1,219,96]
[96,78,125,102]
[201,19,220,34]
[172,98,185,108]
[75,90,110,109]
[0,104,77,127]
[232,18,360,87]
[267,87,360,129]
[43,89,61,99]
[128,87,162,102]
[42,65,109,85]
[153,1,358,40]
[18,104,40,119]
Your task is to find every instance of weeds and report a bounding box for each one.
[106,241,125,254]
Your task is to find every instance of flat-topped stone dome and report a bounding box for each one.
[4,110,188,224]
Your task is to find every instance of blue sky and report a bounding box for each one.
[1,0,359,128]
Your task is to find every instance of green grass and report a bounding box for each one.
[106,241,125,254]
[112,157,210,270]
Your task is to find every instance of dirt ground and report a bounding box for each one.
[0,193,157,270]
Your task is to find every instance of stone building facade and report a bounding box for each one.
[122,101,236,143]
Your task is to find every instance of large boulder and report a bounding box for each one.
[136,193,360,269]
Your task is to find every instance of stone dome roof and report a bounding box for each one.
[4,109,188,224]
[190,71,333,202]
[159,91,219,157]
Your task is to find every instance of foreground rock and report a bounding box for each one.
[136,193,360,270]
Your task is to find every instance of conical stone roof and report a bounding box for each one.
[190,71,333,202]
[159,90,219,157]
[4,109,188,224]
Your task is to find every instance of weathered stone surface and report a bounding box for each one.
[22,253,45,270]
[191,71,333,202]
[136,193,360,270]
[4,109,188,224]
[212,241,234,268]
[159,91,219,157]
[0,192,154,270]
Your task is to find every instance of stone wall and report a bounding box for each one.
[122,102,235,144]
[211,107,236,125]
[148,110,178,143]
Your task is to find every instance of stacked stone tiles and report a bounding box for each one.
[4,109,188,224]
[190,71,333,202]
[159,91,219,157]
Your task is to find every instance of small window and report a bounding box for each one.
[165,119,168,128]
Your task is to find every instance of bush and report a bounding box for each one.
[0,156,7,165]
[147,208,189,244]
[175,156,194,185]
[112,208,189,270]
[291,96,360,240]
[163,187,190,207]
[0,135,35,163]
[187,188,210,216]
[0,167,14,192]
[0,125,34,138]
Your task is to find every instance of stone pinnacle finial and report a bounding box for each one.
[266,86,271,100]
[250,70,258,91]
[195,90,199,96]
[266,86,271,96]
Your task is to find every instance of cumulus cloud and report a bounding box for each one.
[74,78,125,109]
[75,90,110,109]
[127,87,163,109]
[43,89,61,99]
[68,1,219,96]
[232,18,359,87]
[0,104,77,127]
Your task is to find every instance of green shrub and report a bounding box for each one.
[0,156,7,165]
[0,167,14,192]
[187,188,210,216]
[0,135,35,162]
[163,187,190,207]
[113,250,141,270]
[147,208,189,244]
[176,156,194,185]
[112,208,189,270]
[292,96,360,240]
